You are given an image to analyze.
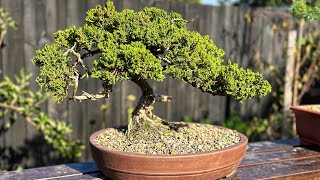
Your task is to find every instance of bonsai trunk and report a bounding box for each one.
[128,76,186,138]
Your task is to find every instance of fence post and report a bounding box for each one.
[282,30,297,138]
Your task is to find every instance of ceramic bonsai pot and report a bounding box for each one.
[290,105,320,146]
[89,126,248,180]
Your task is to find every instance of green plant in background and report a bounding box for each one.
[0,8,84,163]
[291,0,320,21]
[223,103,283,141]
[182,116,210,124]
[223,113,269,141]
[0,70,84,159]
[0,8,16,47]
[290,0,320,108]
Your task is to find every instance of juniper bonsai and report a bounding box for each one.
[32,2,271,142]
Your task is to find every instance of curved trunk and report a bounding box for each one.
[128,76,161,137]
[128,76,187,138]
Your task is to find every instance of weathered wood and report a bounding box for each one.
[232,158,320,180]
[246,138,300,152]
[0,161,99,180]
[66,0,89,162]
[282,30,297,139]
[2,138,320,180]
[1,0,27,170]
[242,147,320,166]
[23,0,41,168]
[85,0,106,162]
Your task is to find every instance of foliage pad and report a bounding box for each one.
[32,2,271,102]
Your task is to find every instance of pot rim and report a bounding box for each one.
[89,124,248,158]
[290,104,320,115]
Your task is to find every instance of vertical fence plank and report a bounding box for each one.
[283,30,296,138]
[168,1,187,121]
[0,0,3,170]
[85,0,106,162]
[1,0,26,170]
[66,0,88,162]
[23,0,40,168]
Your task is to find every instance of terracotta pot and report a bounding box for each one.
[290,105,320,146]
[89,125,248,180]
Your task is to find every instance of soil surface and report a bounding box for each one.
[305,105,320,112]
[97,123,241,155]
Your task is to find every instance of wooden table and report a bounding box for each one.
[2,138,320,180]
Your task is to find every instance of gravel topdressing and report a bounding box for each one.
[96,123,241,155]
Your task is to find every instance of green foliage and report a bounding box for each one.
[291,0,320,21]
[0,8,17,45]
[297,31,320,87]
[0,70,84,159]
[0,8,16,29]
[223,113,269,141]
[33,44,73,102]
[32,2,271,103]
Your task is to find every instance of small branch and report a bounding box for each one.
[24,116,37,129]
[297,57,319,103]
[81,49,101,59]
[102,81,113,95]
[63,43,91,78]
[154,94,172,102]
[0,102,22,112]
[158,56,172,64]
[0,102,37,129]
[69,73,79,98]
[171,18,190,24]
[157,46,172,64]
[70,91,108,101]
[299,48,311,69]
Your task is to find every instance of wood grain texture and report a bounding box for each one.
[3,139,320,180]
[1,0,27,170]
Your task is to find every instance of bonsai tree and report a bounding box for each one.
[32,2,271,148]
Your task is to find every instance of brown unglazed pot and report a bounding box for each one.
[290,105,320,146]
[89,125,248,180]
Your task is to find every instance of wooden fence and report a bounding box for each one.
[0,0,296,169]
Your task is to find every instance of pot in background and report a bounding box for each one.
[290,105,320,146]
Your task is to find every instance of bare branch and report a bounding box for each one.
[69,73,79,98]
[297,57,319,103]
[70,91,109,101]
[158,56,172,64]
[154,94,172,102]
[157,46,172,64]
[63,43,91,78]
[102,81,113,95]
[81,49,101,59]
[0,102,37,128]
[171,18,190,24]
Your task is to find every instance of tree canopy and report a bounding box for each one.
[32,2,271,103]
